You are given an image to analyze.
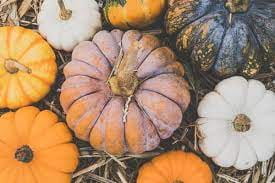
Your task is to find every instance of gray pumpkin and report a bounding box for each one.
[165,0,275,77]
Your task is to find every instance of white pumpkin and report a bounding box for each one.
[37,0,102,51]
[197,76,275,170]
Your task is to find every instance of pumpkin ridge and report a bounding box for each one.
[212,26,228,73]
[150,159,171,182]
[190,15,225,69]
[22,57,56,66]
[29,73,55,86]
[26,164,38,183]
[17,75,42,102]
[242,135,258,160]
[71,97,112,139]
[34,145,77,173]
[92,41,114,68]
[85,98,112,139]
[31,158,72,178]
[139,72,181,84]
[245,21,263,53]
[3,75,11,107]
[192,13,225,50]
[15,76,33,104]
[6,26,11,57]
[165,3,212,35]
[136,46,160,71]
[65,74,101,83]
[133,98,161,139]
[65,90,102,116]
[9,27,26,59]
[17,38,45,61]
[140,88,185,114]
[69,59,105,80]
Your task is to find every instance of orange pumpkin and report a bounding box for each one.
[0,106,79,183]
[60,29,191,155]
[104,0,166,29]
[0,26,57,109]
[137,151,213,183]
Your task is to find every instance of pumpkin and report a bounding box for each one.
[197,76,275,170]
[0,26,57,109]
[165,0,275,77]
[0,106,79,183]
[137,151,213,183]
[60,29,191,155]
[104,0,166,29]
[37,0,102,51]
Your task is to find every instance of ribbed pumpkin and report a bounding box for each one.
[137,151,213,183]
[0,26,57,109]
[104,0,166,29]
[60,29,190,155]
[165,0,275,77]
[0,106,79,183]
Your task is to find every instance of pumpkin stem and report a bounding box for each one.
[225,0,251,13]
[58,0,72,20]
[233,114,251,132]
[108,41,140,97]
[15,145,34,163]
[4,59,32,74]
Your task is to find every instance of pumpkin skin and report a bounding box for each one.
[197,76,275,170]
[38,0,102,51]
[104,0,166,29]
[0,106,79,183]
[165,0,275,77]
[137,151,213,183]
[0,26,57,109]
[60,29,191,155]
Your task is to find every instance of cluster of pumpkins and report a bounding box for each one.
[0,0,274,182]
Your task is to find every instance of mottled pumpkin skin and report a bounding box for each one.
[0,106,79,183]
[165,0,275,77]
[104,0,166,29]
[0,26,57,109]
[60,29,190,155]
[137,151,213,183]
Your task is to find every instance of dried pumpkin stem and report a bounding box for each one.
[108,41,140,97]
[15,145,34,163]
[4,59,32,74]
[225,0,250,13]
[233,114,251,132]
[58,0,72,20]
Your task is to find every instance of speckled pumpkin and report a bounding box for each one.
[60,29,190,155]
[0,26,57,109]
[104,0,166,29]
[0,106,79,183]
[137,151,213,183]
[165,0,275,77]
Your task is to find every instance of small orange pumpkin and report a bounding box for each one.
[0,26,57,109]
[60,29,190,155]
[104,0,166,29]
[137,151,213,183]
[0,106,79,183]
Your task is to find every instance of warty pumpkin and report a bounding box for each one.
[197,76,275,170]
[60,29,191,155]
[37,0,102,51]
[104,0,166,29]
[165,0,275,77]
[0,26,57,109]
[0,106,79,183]
[137,151,213,183]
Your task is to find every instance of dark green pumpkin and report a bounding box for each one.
[165,0,275,77]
